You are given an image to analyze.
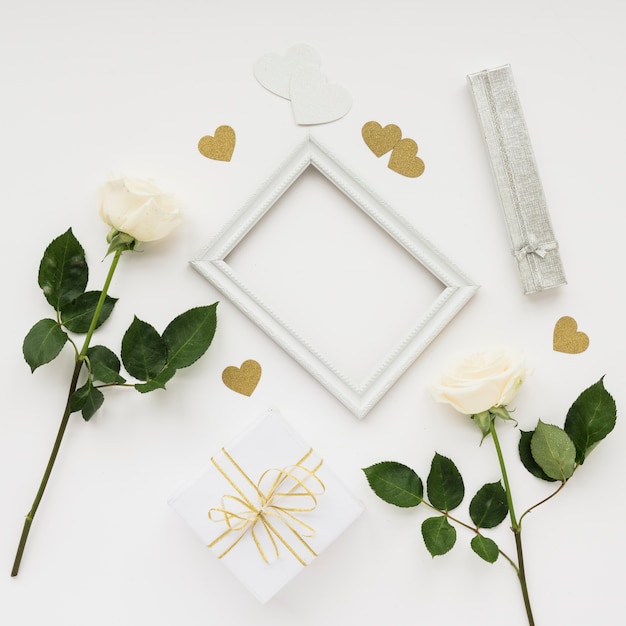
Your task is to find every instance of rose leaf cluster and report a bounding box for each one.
[363,454,508,561]
[23,228,218,421]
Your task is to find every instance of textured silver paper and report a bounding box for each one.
[468,64,566,294]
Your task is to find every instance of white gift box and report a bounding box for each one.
[168,408,364,603]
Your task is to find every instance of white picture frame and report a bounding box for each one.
[192,134,478,418]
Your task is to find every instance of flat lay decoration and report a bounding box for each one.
[553,316,589,354]
[254,44,351,125]
[198,125,236,162]
[3,5,624,624]
[222,359,262,396]
[364,349,616,625]
[169,408,364,603]
[11,177,219,576]
[362,121,425,178]
[191,134,478,418]
[468,64,566,294]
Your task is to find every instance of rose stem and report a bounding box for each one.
[11,249,123,577]
[489,418,535,626]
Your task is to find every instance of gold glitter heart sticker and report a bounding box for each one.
[222,360,262,396]
[388,138,425,178]
[198,125,236,162]
[362,121,402,157]
[553,316,589,354]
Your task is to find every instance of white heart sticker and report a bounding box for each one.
[253,43,321,99]
[289,66,352,125]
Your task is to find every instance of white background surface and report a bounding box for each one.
[1,1,625,624]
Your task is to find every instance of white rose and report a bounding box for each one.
[430,349,529,416]
[99,176,182,243]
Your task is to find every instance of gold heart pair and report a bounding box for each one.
[362,121,425,178]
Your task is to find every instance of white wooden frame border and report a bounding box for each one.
[192,134,479,418]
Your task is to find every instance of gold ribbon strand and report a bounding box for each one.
[208,448,325,566]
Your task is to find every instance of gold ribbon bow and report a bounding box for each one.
[208,448,325,566]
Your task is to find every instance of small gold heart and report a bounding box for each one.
[388,138,425,178]
[362,121,403,157]
[553,316,589,354]
[222,360,262,396]
[198,125,236,161]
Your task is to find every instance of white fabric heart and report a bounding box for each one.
[289,66,352,125]
[253,43,321,99]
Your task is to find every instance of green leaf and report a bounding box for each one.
[81,386,104,421]
[470,535,499,563]
[60,291,117,333]
[134,380,166,393]
[121,316,167,381]
[426,453,464,512]
[564,378,617,464]
[161,303,218,370]
[363,461,423,507]
[421,516,456,557]
[38,229,88,309]
[69,381,90,413]
[134,365,176,393]
[469,482,508,529]
[530,421,576,481]
[86,345,125,384]
[519,430,557,482]
[23,318,68,372]
[69,381,104,420]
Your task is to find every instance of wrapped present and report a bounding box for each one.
[467,64,567,294]
[168,408,363,603]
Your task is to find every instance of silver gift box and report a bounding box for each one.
[468,64,567,295]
